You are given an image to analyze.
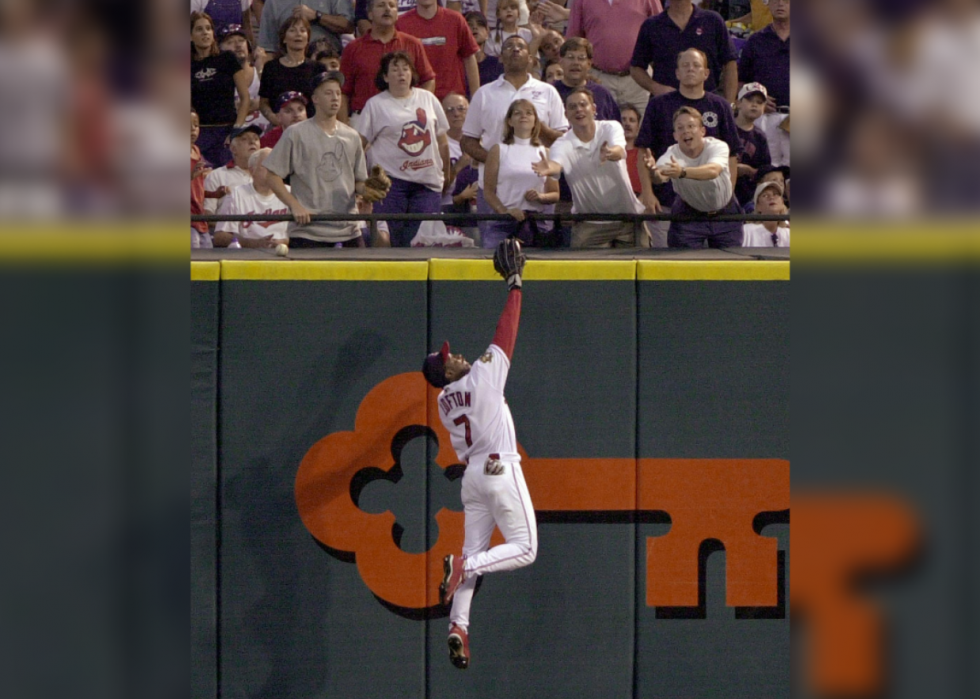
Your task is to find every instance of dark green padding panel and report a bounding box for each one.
[635,280,790,698]
[218,279,428,698]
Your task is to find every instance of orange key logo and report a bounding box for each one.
[294,373,919,696]
[295,373,789,611]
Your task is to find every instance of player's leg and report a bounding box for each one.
[446,474,496,629]
[445,481,496,670]
[463,461,537,576]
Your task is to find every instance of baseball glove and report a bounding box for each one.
[361,165,392,203]
[493,238,526,290]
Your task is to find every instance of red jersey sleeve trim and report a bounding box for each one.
[491,289,522,361]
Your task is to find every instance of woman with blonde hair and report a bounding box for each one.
[483,99,559,248]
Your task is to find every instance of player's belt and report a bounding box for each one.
[466,451,520,466]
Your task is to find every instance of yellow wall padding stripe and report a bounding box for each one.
[191,261,220,281]
[792,221,980,261]
[638,260,789,280]
[0,223,188,260]
[221,260,429,280]
[430,258,636,280]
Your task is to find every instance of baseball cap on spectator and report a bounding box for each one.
[218,23,248,41]
[758,164,790,181]
[464,11,490,29]
[422,341,451,388]
[275,91,309,113]
[753,180,784,208]
[229,124,263,140]
[737,82,768,101]
[311,69,345,93]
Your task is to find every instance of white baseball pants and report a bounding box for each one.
[449,459,537,631]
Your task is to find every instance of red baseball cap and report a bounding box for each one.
[422,341,451,388]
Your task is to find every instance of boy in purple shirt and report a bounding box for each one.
[733,82,771,209]
[465,12,503,90]
[550,38,621,123]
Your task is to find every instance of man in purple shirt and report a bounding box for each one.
[566,0,662,117]
[738,0,790,108]
[551,38,621,123]
[629,0,737,105]
[635,48,741,225]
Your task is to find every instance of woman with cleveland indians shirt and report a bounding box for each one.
[358,51,451,247]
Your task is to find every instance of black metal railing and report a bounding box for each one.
[192,211,790,245]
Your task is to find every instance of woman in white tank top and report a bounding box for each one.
[483,99,560,248]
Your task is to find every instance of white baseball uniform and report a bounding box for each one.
[215,182,291,241]
[438,291,537,632]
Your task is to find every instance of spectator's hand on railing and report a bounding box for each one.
[506,208,526,222]
[291,202,313,225]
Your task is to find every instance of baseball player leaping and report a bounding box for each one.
[422,239,538,670]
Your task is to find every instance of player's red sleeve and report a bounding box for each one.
[492,289,522,361]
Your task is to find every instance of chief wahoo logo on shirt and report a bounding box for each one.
[397,108,432,157]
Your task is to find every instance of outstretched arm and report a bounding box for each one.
[492,289,522,361]
[490,239,527,360]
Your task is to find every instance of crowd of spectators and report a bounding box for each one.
[191,0,790,249]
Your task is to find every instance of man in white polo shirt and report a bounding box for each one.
[532,87,647,248]
[646,105,743,248]
[461,35,567,238]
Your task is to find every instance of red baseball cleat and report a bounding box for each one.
[440,554,465,606]
[448,624,470,669]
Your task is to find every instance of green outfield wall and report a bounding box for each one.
[190,258,789,699]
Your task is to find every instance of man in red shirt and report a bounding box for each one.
[397,0,481,100]
[339,0,436,128]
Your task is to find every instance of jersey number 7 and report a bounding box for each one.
[453,414,472,447]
